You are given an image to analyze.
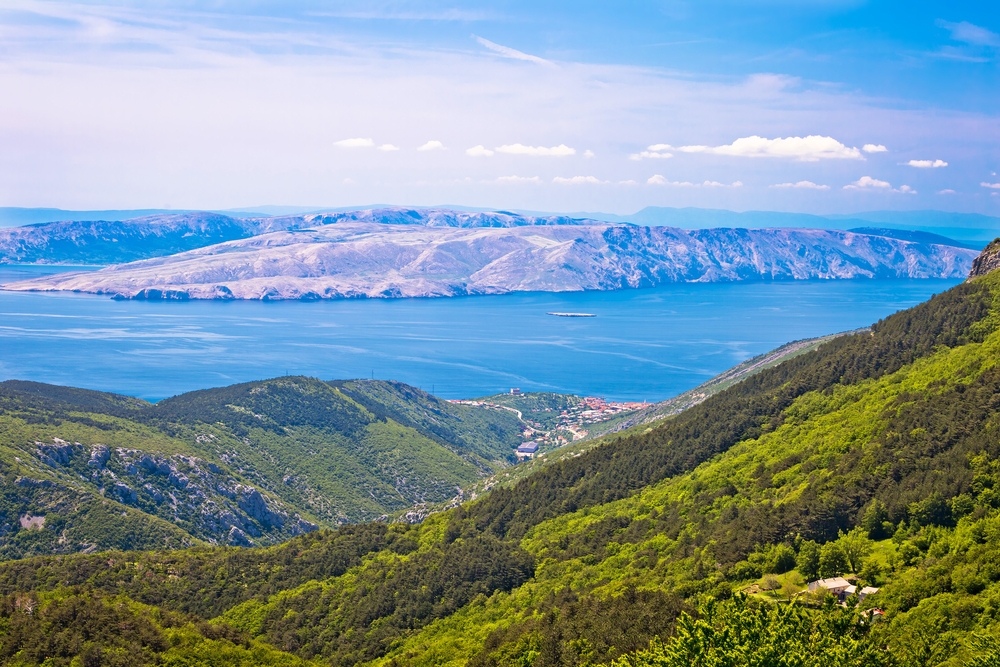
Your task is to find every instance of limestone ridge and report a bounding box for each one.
[969,237,1000,279]
[2,224,979,300]
[0,208,598,265]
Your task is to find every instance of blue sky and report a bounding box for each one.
[0,1,997,214]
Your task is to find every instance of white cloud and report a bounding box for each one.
[343,178,357,185]
[474,36,553,66]
[553,175,607,185]
[630,143,674,160]
[630,151,671,160]
[496,143,576,156]
[648,175,686,186]
[647,175,741,187]
[334,137,374,148]
[677,135,863,161]
[377,143,399,151]
[771,181,830,190]
[938,189,956,194]
[907,159,948,168]
[417,140,445,151]
[495,175,541,183]
[466,145,494,157]
[618,179,637,185]
[863,144,888,153]
[980,182,1000,189]
[844,176,892,190]
[844,176,915,193]
[584,150,595,158]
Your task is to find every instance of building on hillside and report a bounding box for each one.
[808,577,852,600]
[510,388,521,395]
[516,441,538,460]
[807,577,879,604]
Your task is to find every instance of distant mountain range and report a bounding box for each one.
[4,204,998,244]
[1,217,978,300]
[0,208,597,266]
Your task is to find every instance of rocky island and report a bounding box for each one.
[0,211,978,300]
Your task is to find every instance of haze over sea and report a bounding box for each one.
[0,266,960,402]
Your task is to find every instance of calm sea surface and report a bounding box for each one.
[0,266,961,402]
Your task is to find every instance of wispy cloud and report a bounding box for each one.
[496,143,575,156]
[377,144,399,152]
[982,182,1000,189]
[474,36,553,66]
[938,20,1000,48]
[495,175,541,183]
[678,135,863,161]
[938,189,956,194]
[466,145,494,157]
[863,144,888,153]
[844,176,916,194]
[907,159,947,168]
[313,9,500,21]
[553,175,607,185]
[630,144,674,160]
[648,175,742,187]
[335,137,374,148]
[770,181,830,190]
[417,140,445,151]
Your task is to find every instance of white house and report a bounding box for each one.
[808,577,879,604]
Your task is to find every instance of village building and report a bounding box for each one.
[516,441,538,459]
[807,577,879,604]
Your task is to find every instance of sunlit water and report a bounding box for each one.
[0,265,960,402]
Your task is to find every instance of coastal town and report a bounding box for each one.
[449,389,650,460]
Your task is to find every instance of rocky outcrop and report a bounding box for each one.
[25,438,314,546]
[969,238,1000,279]
[3,223,978,300]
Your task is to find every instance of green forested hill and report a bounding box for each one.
[2,257,1000,666]
[0,377,523,558]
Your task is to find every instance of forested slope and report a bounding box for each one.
[1,246,999,666]
[0,377,522,558]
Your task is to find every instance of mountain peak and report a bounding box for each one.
[969,238,1000,279]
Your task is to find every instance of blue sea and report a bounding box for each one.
[0,265,961,402]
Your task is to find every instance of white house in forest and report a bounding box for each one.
[808,577,879,603]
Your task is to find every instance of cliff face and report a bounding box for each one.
[2,222,978,300]
[969,238,1000,278]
